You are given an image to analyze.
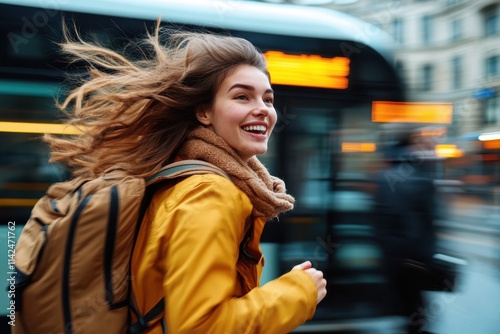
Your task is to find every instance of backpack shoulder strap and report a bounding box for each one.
[129,160,229,333]
[138,159,228,228]
[129,297,164,334]
[146,160,229,187]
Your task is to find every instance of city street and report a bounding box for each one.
[424,258,500,334]
[294,201,500,334]
[424,210,500,334]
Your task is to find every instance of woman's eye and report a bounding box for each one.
[264,97,274,104]
[235,95,247,100]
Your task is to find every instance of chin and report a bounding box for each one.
[240,146,268,160]
[253,150,268,157]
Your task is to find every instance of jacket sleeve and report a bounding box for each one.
[156,174,317,334]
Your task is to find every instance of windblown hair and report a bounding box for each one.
[46,21,269,179]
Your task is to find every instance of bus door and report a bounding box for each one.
[261,94,390,319]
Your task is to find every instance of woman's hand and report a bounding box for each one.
[292,261,327,305]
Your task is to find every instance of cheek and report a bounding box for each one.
[269,109,278,132]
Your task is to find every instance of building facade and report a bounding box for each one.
[327,0,500,140]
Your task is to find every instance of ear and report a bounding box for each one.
[195,107,212,126]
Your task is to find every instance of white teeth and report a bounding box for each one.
[242,125,267,132]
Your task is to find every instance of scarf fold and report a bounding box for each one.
[177,127,294,220]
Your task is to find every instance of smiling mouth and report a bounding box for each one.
[242,125,267,135]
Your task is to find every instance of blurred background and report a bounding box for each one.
[0,0,499,333]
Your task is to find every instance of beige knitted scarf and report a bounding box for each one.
[177,127,295,221]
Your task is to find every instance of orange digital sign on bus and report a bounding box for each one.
[372,101,453,124]
[264,51,350,89]
[341,142,376,153]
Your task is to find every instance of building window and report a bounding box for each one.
[484,95,499,125]
[395,60,404,75]
[422,15,432,45]
[392,18,403,45]
[422,64,433,91]
[451,18,463,42]
[485,9,499,36]
[452,56,462,90]
[395,60,405,82]
[485,55,499,77]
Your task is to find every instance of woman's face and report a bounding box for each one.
[196,65,277,161]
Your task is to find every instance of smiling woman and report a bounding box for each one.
[195,65,277,161]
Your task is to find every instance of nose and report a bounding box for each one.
[253,100,270,117]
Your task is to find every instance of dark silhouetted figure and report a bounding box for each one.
[373,128,438,334]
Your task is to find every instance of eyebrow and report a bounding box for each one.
[227,83,273,94]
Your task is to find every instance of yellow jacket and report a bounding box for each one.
[131,173,318,333]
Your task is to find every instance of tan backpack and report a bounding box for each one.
[12,160,228,334]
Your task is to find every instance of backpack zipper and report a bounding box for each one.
[62,194,92,334]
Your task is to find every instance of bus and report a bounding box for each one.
[0,0,407,332]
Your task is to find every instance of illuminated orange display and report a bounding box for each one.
[435,144,463,158]
[372,101,453,124]
[483,139,500,150]
[341,142,376,153]
[264,51,350,89]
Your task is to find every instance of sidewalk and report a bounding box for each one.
[293,316,407,334]
[436,198,500,263]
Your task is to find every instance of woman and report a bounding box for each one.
[47,23,327,333]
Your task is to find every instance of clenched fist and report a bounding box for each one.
[291,261,327,305]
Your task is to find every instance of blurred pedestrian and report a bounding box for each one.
[372,126,438,334]
[44,22,327,333]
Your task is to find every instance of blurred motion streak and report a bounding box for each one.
[419,127,447,137]
[0,198,39,207]
[0,121,81,135]
[435,144,463,158]
[479,131,500,141]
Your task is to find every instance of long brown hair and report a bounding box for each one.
[46,20,269,179]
